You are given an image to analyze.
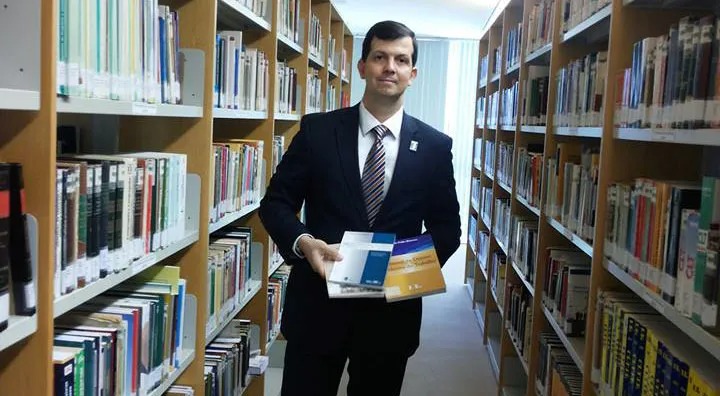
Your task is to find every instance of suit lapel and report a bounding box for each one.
[377,112,419,223]
[336,104,368,222]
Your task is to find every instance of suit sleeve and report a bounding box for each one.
[425,137,461,266]
[259,115,313,260]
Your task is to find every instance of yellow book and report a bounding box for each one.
[384,234,446,303]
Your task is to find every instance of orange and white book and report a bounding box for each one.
[384,234,446,302]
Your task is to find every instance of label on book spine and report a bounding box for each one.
[661,273,676,298]
[22,282,36,310]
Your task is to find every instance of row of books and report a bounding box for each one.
[308,13,323,60]
[267,264,290,345]
[479,230,490,270]
[271,136,285,176]
[536,332,583,396]
[167,385,194,395]
[481,186,493,224]
[234,0,268,20]
[592,290,720,396]
[615,17,720,129]
[479,55,489,86]
[55,153,187,297]
[53,266,188,396]
[484,139,496,176]
[494,198,512,252]
[491,250,508,309]
[604,176,720,330]
[522,66,550,126]
[211,140,264,224]
[340,91,351,109]
[513,218,539,286]
[505,283,533,366]
[501,81,520,126]
[213,32,270,112]
[275,61,298,115]
[498,141,513,188]
[207,227,254,338]
[506,23,522,70]
[492,46,502,76]
[541,247,591,337]
[469,215,479,255]
[561,0,611,35]
[278,0,301,44]
[554,51,608,128]
[476,96,486,127]
[473,139,483,168]
[57,0,183,104]
[327,35,338,71]
[205,319,255,396]
[545,145,600,244]
[527,0,555,55]
[488,91,500,126]
[326,85,338,112]
[0,163,36,331]
[516,144,544,209]
[306,68,323,114]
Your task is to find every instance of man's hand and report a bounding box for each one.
[298,236,343,279]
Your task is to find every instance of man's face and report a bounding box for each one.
[358,36,417,99]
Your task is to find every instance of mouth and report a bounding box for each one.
[378,79,397,84]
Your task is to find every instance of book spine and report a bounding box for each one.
[8,164,36,315]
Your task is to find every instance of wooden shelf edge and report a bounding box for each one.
[146,349,196,396]
[205,280,263,345]
[212,108,268,120]
[209,202,261,234]
[562,4,612,43]
[516,195,541,217]
[56,97,203,117]
[218,0,271,31]
[547,217,593,257]
[541,305,585,370]
[54,231,200,318]
[0,314,38,352]
[511,261,535,297]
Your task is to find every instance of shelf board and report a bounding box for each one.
[54,231,200,318]
[217,0,271,31]
[520,125,546,134]
[506,62,521,76]
[474,307,486,332]
[274,112,301,121]
[57,97,203,117]
[495,234,509,257]
[616,127,720,146]
[277,34,303,55]
[500,124,516,132]
[341,77,350,85]
[484,170,495,181]
[547,217,593,257]
[525,42,553,65]
[213,108,268,120]
[205,279,262,345]
[605,257,720,361]
[490,73,501,83]
[473,163,482,173]
[0,88,40,110]
[0,314,38,352]
[555,126,603,138]
[497,179,512,194]
[328,67,338,78]
[516,195,540,217]
[541,305,585,370]
[482,215,492,231]
[471,199,480,214]
[209,202,261,234]
[505,327,530,375]
[477,257,489,281]
[487,333,502,380]
[487,124,498,130]
[147,349,196,396]
[562,5,612,44]
[491,287,504,319]
[511,261,535,297]
[479,79,488,89]
[269,257,284,278]
[308,52,324,68]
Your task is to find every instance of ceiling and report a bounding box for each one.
[332,0,499,40]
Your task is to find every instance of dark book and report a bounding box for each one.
[662,185,701,304]
[52,349,75,396]
[8,163,36,315]
[0,165,11,331]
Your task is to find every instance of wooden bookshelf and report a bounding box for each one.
[0,0,353,395]
[469,0,720,395]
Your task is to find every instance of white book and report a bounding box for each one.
[327,231,396,289]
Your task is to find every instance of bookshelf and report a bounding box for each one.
[0,0,353,395]
[470,0,720,395]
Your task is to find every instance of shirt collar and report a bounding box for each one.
[359,101,404,139]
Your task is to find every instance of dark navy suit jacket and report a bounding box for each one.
[259,104,461,357]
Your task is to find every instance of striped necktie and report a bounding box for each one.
[361,124,389,227]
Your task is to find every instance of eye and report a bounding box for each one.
[374,54,383,60]
[398,58,408,64]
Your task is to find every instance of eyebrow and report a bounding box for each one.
[371,50,411,59]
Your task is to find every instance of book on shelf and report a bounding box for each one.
[275,60,299,115]
[505,283,533,365]
[54,266,188,395]
[536,332,583,396]
[506,23,522,70]
[308,13,323,59]
[306,68,323,114]
[476,96,486,127]
[541,247,591,337]
[494,198,511,249]
[479,55,489,86]
[592,290,720,396]
[526,0,554,54]
[561,0,611,34]
[513,218,539,285]
[214,32,270,112]
[327,231,396,289]
[522,66,550,126]
[55,152,188,298]
[207,319,257,393]
[488,91,499,126]
[491,249,507,308]
[492,45,501,76]
[268,264,290,343]
[498,141,513,188]
[484,139,495,176]
[555,51,608,128]
[57,1,183,104]
[615,16,720,130]
[517,144,544,208]
[278,0,301,44]
[501,80,519,126]
[473,139,482,169]
[481,186,493,222]
[211,139,264,224]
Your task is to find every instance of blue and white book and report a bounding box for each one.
[327,231,396,289]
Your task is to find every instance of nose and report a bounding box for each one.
[384,58,397,73]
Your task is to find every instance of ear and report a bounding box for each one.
[357,59,366,79]
[408,67,418,85]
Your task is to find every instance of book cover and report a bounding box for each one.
[327,231,396,289]
[384,234,446,302]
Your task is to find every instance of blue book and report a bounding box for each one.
[328,231,396,289]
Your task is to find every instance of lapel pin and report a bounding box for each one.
[409,140,418,152]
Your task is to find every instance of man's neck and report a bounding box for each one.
[362,95,403,123]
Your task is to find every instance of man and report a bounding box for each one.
[259,20,461,396]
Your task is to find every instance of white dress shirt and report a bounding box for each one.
[358,102,404,198]
[293,104,404,258]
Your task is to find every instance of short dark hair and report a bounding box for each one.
[361,21,418,66]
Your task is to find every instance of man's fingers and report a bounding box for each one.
[321,245,343,261]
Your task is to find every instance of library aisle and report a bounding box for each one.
[266,244,497,396]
